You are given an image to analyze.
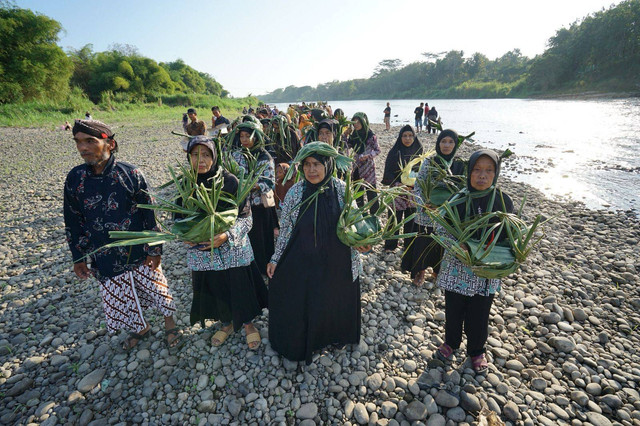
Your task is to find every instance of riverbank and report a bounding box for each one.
[0,123,638,425]
[0,94,258,128]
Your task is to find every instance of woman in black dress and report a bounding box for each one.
[266,144,369,364]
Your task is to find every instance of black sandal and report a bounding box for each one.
[122,330,150,352]
[165,327,185,354]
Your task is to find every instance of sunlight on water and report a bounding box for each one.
[275,98,640,212]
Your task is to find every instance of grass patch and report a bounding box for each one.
[0,93,259,128]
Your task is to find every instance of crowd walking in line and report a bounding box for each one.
[63,102,536,393]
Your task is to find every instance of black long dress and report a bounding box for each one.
[186,169,268,330]
[401,157,466,278]
[268,181,361,364]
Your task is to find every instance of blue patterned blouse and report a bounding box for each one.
[434,225,502,297]
[231,149,276,207]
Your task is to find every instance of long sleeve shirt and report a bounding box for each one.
[270,178,361,281]
[63,155,161,280]
[353,133,381,185]
[231,150,276,207]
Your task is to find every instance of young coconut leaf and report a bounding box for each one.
[337,172,417,247]
[427,187,547,279]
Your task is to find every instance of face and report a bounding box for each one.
[470,155,496,191]
[353,118,363,131]
[188,113,197,122]
[302,157,326,184]
[212,109,220,118]
[401,130,414,147]
[189,145,214,174]
[73,131,113,166]
[439,136,456,155]
[239,131,254,149]
[318,127,334,145]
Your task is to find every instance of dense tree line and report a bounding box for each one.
[0,3,228,104]
[68,44,227,103]
[262,0,640,102]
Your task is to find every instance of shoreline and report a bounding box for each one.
[0,123,638,425]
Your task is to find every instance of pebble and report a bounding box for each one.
[1,124,639,425]
[296,402,318,419]
[503,401,520,421]
[434,390,459,408]
[353,402,369,424]
[404,400,427,421]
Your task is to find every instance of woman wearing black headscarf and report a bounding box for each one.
[434,149,514,373]
[381,125,424,251]
[183,136,268,350]
[266,143,368,364]
[231,122,278,274]
[405,129,466,286]
[346,112,381,214]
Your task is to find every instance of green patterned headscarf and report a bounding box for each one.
[348,112,371,154]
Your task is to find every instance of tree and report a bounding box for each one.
[372,59,403,77]
[0,4,73,103]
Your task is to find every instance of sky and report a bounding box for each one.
[16,0,624,97]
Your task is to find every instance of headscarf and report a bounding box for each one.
[382,125,423,185]
[299,151,338,247]
[347,112,373,154]
[455,149,514,222]
[234,121,266,152]
[318,118,336,134]
[435,129,460,164]
[187,136,218,185]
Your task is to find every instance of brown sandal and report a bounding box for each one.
[211,326,233,347]
[413,270,426,287]
[246,331,261,350]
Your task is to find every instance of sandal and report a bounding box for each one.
[122,329,150,352]
[165,327,185,354]
[211,326,233,347]
[471,354,489,373]
[435,343,454,362]
[245,331,261,351]
[413,270,426,287]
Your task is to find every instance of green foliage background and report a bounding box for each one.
[0,3,256,126]
[261,0,640,102]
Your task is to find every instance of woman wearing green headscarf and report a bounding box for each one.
[231,121,278,274]
[266,142,369,364]
[346,112,381,214]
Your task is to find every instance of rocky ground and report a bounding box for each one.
[0,121,638,426]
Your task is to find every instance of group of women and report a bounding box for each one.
[180,109,514,373]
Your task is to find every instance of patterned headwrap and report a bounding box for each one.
[72,119,115,140]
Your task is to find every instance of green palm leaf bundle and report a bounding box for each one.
[337,172,417,247]
[283,141,353,183]
[427,189,547,279]
[415,158,467,206]
[100,160,261,257]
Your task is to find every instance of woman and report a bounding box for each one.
[434,149,514,373]
[381,125,423,251]
[269,115,300,164]
[346,112,381,214]
[231,122,278,274]
[184,136,268,350]
[407,129,465,286]
[266,144,369,364]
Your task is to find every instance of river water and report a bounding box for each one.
[275,98,640,213]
